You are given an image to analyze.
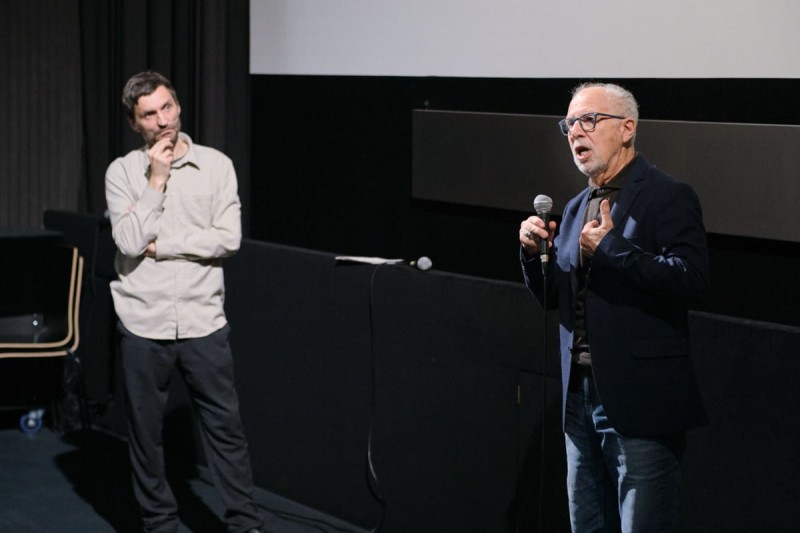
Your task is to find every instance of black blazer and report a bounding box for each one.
[523,154,710,438]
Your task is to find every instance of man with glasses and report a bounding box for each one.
[519,83,710,532]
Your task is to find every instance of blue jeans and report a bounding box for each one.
[565,372,685,533]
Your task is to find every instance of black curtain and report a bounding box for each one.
[1,0,250,234]
[0,2,83,228]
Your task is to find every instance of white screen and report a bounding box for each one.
[251,0,800,78]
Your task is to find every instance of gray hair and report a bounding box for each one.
[572,82,639,122]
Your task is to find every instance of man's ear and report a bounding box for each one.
[127,116,140,133]
[622,118,636,143]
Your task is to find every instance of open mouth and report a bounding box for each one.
[574,145,591,161]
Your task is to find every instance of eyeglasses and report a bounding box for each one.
[558,112,626,136]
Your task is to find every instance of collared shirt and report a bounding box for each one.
[571,154,637,366]
[105,133,241,340]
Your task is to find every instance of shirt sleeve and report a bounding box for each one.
[105,157,166,258]
[155,157,242,261]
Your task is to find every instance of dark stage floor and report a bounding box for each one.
[0,412,367,533]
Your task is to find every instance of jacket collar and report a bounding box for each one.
[565,153,649,269]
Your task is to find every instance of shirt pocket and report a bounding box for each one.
[174,194,214,228]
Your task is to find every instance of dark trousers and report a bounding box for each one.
[118,322,262,533]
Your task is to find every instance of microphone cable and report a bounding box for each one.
[531,193,554,533]
[537,266,548,533]
[365,264,387,532]
[363,258,431,531]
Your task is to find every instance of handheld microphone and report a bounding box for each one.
[409,256,433,271]
[533,194,553,275]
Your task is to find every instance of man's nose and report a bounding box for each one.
[567,120,584,138]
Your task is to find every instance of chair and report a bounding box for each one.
[0,230,88,432]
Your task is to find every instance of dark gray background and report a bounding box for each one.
[413,110,800,243]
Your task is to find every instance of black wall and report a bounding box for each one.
[249,76,800,327]
[30,215,800,532]
[223,241,566,532]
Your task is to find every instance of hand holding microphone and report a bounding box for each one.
[520,194,555,274]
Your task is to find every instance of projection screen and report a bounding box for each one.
[250,0,800,78]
